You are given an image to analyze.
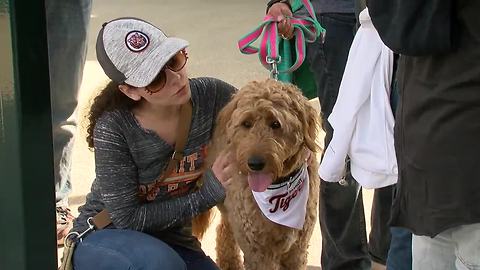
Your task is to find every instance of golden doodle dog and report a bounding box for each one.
[205,79,321,270]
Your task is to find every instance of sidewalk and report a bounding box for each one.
[58,0,376,268]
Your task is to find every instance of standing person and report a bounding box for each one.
[267,0,392,269]
[383,0,480,269]
[69,17,236,270]
[386,55,413,270]
[45,0,93,245]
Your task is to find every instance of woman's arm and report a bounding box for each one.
[93,114,225,232]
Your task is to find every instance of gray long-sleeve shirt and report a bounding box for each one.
[72,77,236,250]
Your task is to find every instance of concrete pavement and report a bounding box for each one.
[59,0,377,268]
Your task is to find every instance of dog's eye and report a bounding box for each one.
[270,120,281,129]
[242,120,252,128]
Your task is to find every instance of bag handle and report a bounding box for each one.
[92,100,193,230]
[137,100,193,202]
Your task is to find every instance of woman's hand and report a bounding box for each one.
[211,151,235,188]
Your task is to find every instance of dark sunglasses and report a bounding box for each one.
[145,50,188,94]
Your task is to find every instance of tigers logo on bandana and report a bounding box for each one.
[125,31,149,52]
[252,164,309,230]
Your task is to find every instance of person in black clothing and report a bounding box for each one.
[370,0,480,268]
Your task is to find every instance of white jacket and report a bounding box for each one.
[318,8,397,189]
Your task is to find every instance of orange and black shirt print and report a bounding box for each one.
[140,145,208,201]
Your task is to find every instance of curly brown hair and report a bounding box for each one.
[86,81,137,148]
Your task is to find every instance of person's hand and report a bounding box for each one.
[211,151,235,188]
[267,2,294,39]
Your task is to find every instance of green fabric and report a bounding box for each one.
[293,58,317,99]
[278,40,293,82]
[276,0,318,99]
[277,39,317,99]
[291,0,303,12]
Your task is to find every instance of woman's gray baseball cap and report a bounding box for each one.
[96,17,189,87]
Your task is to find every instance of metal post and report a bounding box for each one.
[0,0,57,269]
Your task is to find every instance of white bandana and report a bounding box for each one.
[252,164,309,230]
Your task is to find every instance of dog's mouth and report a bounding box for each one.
[247,172,273,192]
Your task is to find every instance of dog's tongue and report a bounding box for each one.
[247,172,273,192]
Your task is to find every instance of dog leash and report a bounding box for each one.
[238,0,325,80]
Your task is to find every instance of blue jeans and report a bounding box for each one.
[387,227,413,270]
[306,13,393,269]
[73,229,219,270]
[45,0,92,205]
[386,74,413,270]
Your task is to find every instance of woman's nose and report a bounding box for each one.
[164,69,182,86]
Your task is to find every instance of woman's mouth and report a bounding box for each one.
[174,85,187,96]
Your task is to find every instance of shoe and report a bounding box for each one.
[56,206,74,246]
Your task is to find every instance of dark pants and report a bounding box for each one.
[306,13,393,270]
[45,0,92,205]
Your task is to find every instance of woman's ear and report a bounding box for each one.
[118,84,142,101]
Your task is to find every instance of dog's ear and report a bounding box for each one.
[285,83,321,153]
[302,102,320,153]
[214,95,238,142]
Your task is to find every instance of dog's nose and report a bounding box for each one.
[247,156,266,171]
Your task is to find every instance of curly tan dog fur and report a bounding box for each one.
[207,79,321,270]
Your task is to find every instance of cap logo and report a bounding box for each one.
[125,31,149,52]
